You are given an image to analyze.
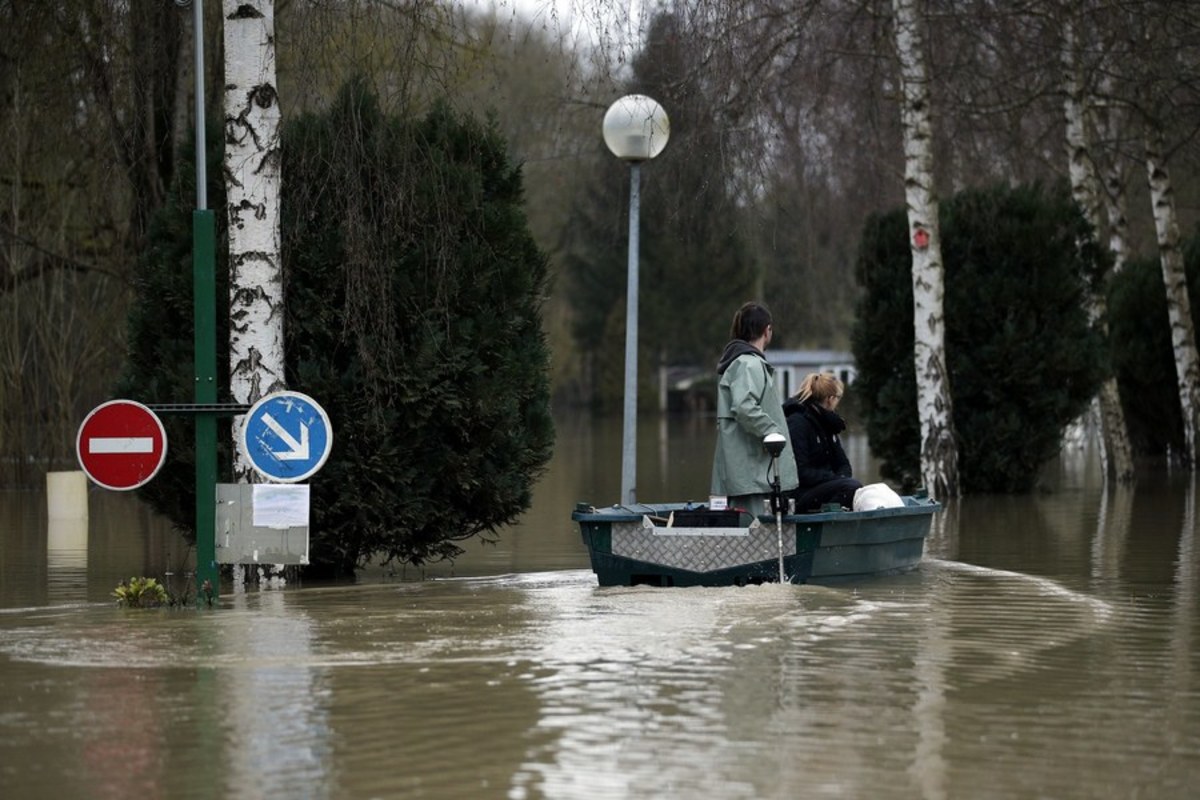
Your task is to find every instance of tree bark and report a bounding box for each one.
[1061,14,1134,484]
[1096,98,1135,481]
[892,0,958,499]
[1145,122,1200,467]
[224,0,285,480]
[1094,76,1130,274]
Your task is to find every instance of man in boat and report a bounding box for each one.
[711,301,798,514]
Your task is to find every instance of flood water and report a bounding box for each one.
[1,413,1198,799]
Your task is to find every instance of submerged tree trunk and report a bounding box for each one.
[1145,123,1200,467]
[1095,90,1137,483]
[1061,16,1134,483]
[892,0,958,499]
[224,0,285,480]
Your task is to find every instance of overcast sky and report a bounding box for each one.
[463,0,650,58]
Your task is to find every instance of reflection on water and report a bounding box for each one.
[221,591,332,798]
[1,416,1199,798]
[45,548,89,605]
[1,563,1194,799]
[46,472,90,605]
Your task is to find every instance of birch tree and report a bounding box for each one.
[224,0,285,480]
[1094,76,1131,274]
[1060,11,1134,483]
[1120,0,1200,467]
[892,0,958,498]
[1144,124,1200,466]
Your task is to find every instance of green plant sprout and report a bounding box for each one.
[112,577,169,608]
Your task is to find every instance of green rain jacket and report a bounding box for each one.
[710,342,799,498]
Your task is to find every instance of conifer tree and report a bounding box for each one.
[1109,228,1200,458]
[121,81,554,574]
[854,183,1106,493]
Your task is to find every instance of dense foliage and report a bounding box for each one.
[853,182,1107,493]
[120,81,555,574]
[1108,227,1200,456]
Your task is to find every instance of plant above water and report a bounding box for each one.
[112,577,169,608]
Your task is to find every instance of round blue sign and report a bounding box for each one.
[239,391,333,483]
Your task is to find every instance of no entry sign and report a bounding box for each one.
[76,400,168,491]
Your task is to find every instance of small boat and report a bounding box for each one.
[571,492,940,587]
[803,492,940,582]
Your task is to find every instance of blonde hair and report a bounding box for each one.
[796,372,844,404]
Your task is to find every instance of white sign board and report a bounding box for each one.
[253,484,311,529]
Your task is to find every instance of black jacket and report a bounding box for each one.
[782,397,853,490]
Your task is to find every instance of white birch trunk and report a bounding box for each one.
[1145,124,1200,467]
[1102,166,1130,273]
[1061,17,1134,483]
[1096,96,1135,481]
[1094,77,1130,274]
[224,0,285,480]
[892,0,958,499]
[1062,19,1100,227]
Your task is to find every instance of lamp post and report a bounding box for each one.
[602,94,670,507]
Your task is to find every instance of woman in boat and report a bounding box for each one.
[711,301,798,513]
[784,372,863,512]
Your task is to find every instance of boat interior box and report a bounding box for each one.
[669,508,743,528]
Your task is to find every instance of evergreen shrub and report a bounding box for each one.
[121,80,554,574]
[1108,226,1200,456]
[852,182,1106,493]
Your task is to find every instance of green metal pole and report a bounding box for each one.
[194,209,218,603]
[192,0,217,604]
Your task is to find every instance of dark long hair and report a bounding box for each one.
[730,301,772,341]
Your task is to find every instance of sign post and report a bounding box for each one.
[194,208,218,602]
[189,0,219,603]
[76,400,169,491]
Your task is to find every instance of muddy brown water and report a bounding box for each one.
[1,415,1197,798]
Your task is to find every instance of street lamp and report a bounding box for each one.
[602,94,670,506]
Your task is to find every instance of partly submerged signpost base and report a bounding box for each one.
[572,493,941,588]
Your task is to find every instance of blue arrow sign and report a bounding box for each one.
[239,391,333,483]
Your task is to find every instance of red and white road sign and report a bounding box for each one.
[76,400,168,491]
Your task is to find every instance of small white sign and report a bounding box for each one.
[709,495,728,511]
[253,483,311,529]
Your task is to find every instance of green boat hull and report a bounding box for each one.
[573,504,817,586]
[791,495,940,582]
[572,494,940,588]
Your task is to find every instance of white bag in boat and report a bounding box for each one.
[853,483,905,511]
